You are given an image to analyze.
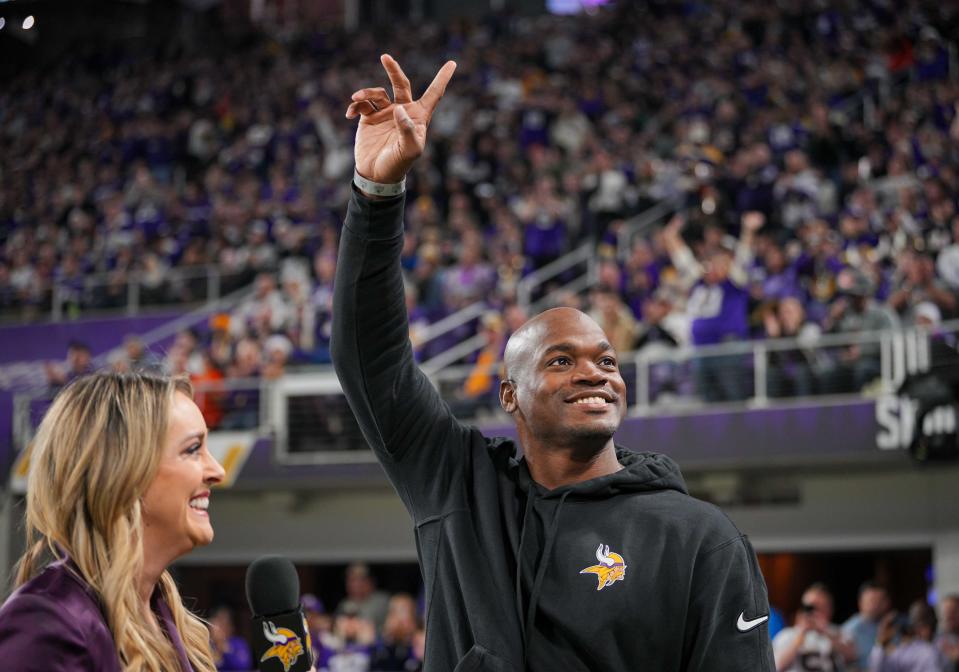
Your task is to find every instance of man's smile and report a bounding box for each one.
[564,390,618,411]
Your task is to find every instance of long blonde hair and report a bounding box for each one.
[14,372,217,672]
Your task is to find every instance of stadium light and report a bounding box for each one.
[22,14,34,30]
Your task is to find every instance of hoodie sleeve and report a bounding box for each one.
[331,188,471,519]
[682,535,776,672]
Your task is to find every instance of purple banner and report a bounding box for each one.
[0,309,204,456]
[473,399,906,468]
[0,311,188,364]
[617,401,895,467]
[230,399,909,488]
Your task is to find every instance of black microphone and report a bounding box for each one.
[245,555,314,672]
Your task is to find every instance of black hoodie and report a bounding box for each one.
[332,190,776,672]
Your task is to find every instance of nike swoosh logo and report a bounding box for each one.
[737,612,769,632]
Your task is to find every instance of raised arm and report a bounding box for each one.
[331,56,466,516]
[730,211,764,288]
[663,214,702,289]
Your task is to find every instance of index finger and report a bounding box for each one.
[419,60,457,114]
[381,54,413,104]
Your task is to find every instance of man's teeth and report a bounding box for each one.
[574,397,607,404]
[189,497,209,510]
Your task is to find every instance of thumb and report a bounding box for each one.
[393,105,422,158]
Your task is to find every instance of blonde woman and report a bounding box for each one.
[0,372,225,671]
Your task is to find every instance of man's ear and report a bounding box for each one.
[499,378,517,414]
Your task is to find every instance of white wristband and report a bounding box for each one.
[353,169,406,197]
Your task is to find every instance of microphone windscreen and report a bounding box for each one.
[245,555,301,617]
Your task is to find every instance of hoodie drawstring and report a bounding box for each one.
[514,490,535,645]
[522,490,571,663]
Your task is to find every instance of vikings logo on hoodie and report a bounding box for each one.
[580,543,628,591]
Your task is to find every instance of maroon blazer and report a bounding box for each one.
[0,558,195,671]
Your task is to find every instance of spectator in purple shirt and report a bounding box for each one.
[328,605,376,671]
[936,594,959,671]
[209,605,253,671]
[369,593,420,671]
[757,242,802,301]
[515,177,570,269]
[869,601,947,672]
[441,236,496,311]
[0,372,225,671]
[303,594,338,671]
[762,297,822,398]
[664,211,764,401]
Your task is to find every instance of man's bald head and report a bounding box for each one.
[503,307,606,384]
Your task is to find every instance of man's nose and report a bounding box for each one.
[571,361,608,385]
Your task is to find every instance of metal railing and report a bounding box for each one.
[92,283,257,370]
[414,300,487,349]
[516,241,596,310]
[0,264,253,324]
[515,197,684,317]
[63,264,247,319]
[629,326,935,410]
[421,333,487,375]
[10,324,953,464]
[616,198,683,262]
[0,281,256,393]
[428,323,949,419]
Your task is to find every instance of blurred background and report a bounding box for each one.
[1,0,959,669]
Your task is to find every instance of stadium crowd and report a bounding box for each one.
[11,0,959,411]
[768,583,959,672]
[209,563,428,672]
[8,5,959,671]
[203,563,959,672]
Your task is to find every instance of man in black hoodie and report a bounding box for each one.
[331,54,776,672]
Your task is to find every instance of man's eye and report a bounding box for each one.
[549,357,571,366]
[601,357,617,367]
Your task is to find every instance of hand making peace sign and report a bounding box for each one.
[346,54,457,186]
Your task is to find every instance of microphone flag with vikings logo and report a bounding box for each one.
[245,555,314,672]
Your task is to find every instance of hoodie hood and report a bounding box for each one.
[564,447,688,497]
[538,447,688,499]
[505,444,689,655]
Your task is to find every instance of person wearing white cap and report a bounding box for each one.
[914,302,942,328]
[936,216,959,291]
